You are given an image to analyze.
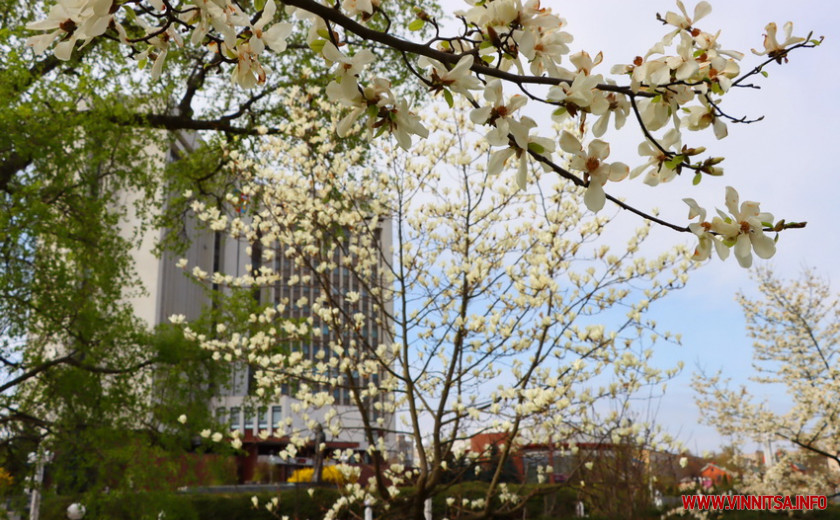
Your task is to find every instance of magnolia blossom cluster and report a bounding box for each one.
[683,186,777,268]
[24,0,813,268]
[171,93,694,516]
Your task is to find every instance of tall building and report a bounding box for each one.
[208,219,395,482]
[127,133,395,482]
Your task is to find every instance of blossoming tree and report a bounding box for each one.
[25,0,819,263]
[177,92,691,518]
[693,268,840,495]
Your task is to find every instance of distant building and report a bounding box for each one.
[699,463,732,487]
[124,134,395,482]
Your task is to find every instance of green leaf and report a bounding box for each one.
[479,40,493,50]
[255,0,266,12]
[309,39,326,54]
[652,94,662,103]
[528,142,545,154]
[711,82,723,95]
[138,58,147,70]
[664,155,684,170]
[408,19,425,31]
[366,105,379,118]
[443,89,454,108]
[552,107,567,118]
[481,55,495,64]
[761,221,773,228]
[760,70,769,78]
[692,172,702,186]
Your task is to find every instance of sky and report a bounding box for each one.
[441,0,840,454]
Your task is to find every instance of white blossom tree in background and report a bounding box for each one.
[178,92,691,518]
[693,268,840,496]
[24,0,818,262]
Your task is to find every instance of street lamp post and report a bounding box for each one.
[27,449,51,520]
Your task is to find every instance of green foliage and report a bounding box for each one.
[40,489,343,520]
[0,0,441,504]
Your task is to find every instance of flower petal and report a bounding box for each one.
[583,182,606,212]
[559,131,581,154]
[750,233,776,259]
[734,234,753,268]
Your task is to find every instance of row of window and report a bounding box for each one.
[216,405,283,432]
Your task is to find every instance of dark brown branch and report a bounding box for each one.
[111,111,288,135]
[64,356,160,375]
[0,352,78,394]
[731,33,823,89]
[282,0,651,98]
[0,151,32,194]
[525,147,691,233]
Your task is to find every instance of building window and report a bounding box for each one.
[271,406,283,430]
[244,406,254,430]
[229,406,241,431]
[216,407,226,423]
[258,406,268,430]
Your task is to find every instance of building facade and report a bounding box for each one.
[126,134,395,482]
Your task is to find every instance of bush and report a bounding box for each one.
[39,487,344,520]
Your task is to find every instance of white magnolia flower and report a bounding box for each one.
[630,129,682,186]
[664,1,712,31]
[752,22,805,61]
[516,27,573,77]
[683,99,727,139]
[418,55,482,96]
[26,0,112,60]
[547,71,608,119]
[330,77,395,137]
[487,116,555,189]
[390,98,429,150]
[249,0,293,55]
[323,42,375,103]
[683,198,728,261]
[560,131,628,212]
[231,41,267,88]
[665,32,701,81]
[178,414,188,424]
[341,0,376,17]
[683,188,776,267]
[470,79,529,147]
[591,90,630,137]
[638,84,692,131]
[712,186,776,268]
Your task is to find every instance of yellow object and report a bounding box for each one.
[287,465,352,484]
